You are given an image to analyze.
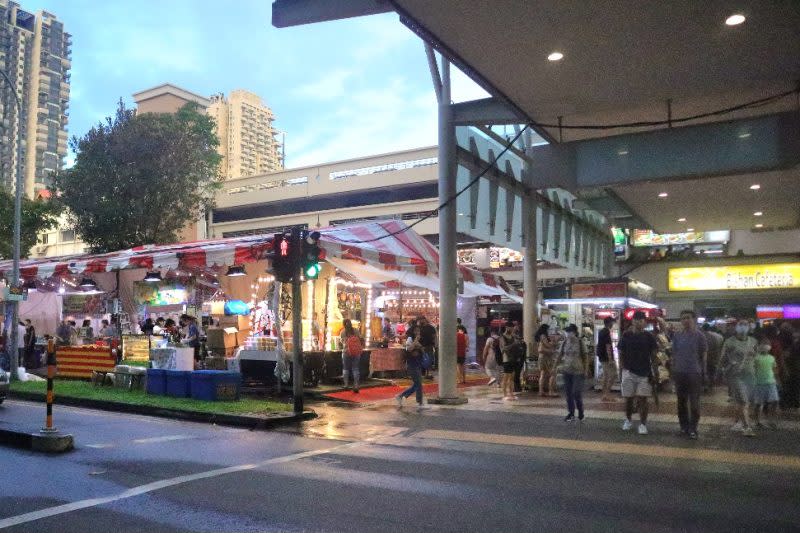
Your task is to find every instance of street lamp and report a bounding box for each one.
[1,68,25,380]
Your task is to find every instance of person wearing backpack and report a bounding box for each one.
[340,319,363,393]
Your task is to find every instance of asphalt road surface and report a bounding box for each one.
[1,399,800,533]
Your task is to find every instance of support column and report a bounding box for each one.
[431,56,465,405]
[522,131,539,358]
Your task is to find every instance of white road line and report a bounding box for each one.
[0,441,363,530]
[84,444,113,449]
[131,435,194,444]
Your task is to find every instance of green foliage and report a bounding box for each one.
[52,99,222,253]
[0,189,62,259]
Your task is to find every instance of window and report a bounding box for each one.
[60,229,75,242]
[329,157,437,181]
[39,233,49,245]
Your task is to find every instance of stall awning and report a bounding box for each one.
[320,220,522,301]
[1,220,521,301]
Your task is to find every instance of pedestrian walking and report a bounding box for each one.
[779,322,800,411]
[721,319,757,436]
[752,340,780,429]
[511,324,526,393]
[596,317,617,402]
[555,323,589,421]
[535,324,558,397]
[23,319,36,368]
[397,326,425,408]
[702,323,724,392]
[456,326,468,384]
[618,311,658,435]
[482,328,502,386]
[669,310,707,439]
[417,316,437,375]
[340,319,363,393]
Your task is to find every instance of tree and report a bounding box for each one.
[0,190,62,259]
[52,100,222,252]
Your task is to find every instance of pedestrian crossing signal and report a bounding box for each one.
[302,230,322,280]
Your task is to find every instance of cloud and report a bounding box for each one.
[294,69,353,101]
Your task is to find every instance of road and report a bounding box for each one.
[1,398,800,532]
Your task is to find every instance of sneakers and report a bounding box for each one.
[742,427,756,437]
[353,388,360,394]
[395,394,404,407]
[688,430,698,440]
[578,413,585,421]
[487,377,497,386]
[637,424,648,435]
[731,422,745,432]
[564,414,575,422]
[622,419,633,431]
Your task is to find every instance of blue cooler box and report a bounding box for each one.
[165,370,192,398]
[191,371,242,401]
[146,368,167,395]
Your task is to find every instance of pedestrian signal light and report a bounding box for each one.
[301,230,322,280]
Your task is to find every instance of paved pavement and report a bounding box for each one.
[1,386,800,532]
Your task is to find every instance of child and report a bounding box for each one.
[753,341,780,429]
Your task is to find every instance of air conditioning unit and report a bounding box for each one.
[33,244,48,255]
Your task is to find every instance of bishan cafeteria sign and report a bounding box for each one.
[669,263,800,292]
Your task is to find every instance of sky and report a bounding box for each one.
[30,0,490,168]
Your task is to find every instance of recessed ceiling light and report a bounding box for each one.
[547,51,564,61]
[749,184,760,190]
[725,14,746,26]
[755,223,763,228]
[687,228,695,232]
[678,218,686,222]
[658,192,668,198]
[753,211,763,216]
[617,149,629,156]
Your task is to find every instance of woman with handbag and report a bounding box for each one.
[397,326,426,408]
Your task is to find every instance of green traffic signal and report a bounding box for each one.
[305,262,321,279]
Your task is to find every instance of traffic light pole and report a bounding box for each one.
[292,272,304,415]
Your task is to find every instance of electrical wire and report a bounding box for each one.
[333,86,798,245]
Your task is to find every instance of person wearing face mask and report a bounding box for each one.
[555,323,589,421]
[720,319,758,437]
[668,311,707,439]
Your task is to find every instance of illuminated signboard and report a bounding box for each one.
[633,230,729,247]
[668,264,800,292]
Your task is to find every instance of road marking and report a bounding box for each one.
[131,434,194,444]
[84,444,113,449]
[0,441,363,530]
[414,429,800,470]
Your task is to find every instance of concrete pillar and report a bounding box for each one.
[432,57,465,404]
[522,132,539,357]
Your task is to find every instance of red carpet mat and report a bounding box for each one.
[324,377,490,402]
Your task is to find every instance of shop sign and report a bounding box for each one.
[784,305,800,319]
[669,264,800,292]
[623,308,663,320]
[63,294,106,314]
[571,282,626,298]
[632,229,729,247]
[756,306,783,319]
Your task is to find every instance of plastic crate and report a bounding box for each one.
[190,370,242,401]
[165,370,192,398]
[146,368,167,395]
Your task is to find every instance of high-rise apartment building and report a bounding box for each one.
[0,0,70,197]
[208,89,282,179]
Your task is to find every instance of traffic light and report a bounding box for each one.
[270,232,297,283]
[301,230,323,280]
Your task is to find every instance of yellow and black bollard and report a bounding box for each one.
[42,338,58,433]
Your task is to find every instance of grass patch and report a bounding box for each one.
[10,380,291,415]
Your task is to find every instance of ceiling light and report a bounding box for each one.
[704,250,724,254]
[678,218,686,222]
[80,277,97,289]
[753,211,763,216]
[226,265,247,277]
[738,132,751,139]
[547,51,564,61]
[687,228,695,232]
[749,184,760,190]
[658,192,668,198]
[143,271,162,282]
[617,149,629,156]
[755,223,763,228]
[725,14,746,26]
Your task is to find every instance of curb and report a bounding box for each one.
[0,426,74,453]
[9,391,317,430]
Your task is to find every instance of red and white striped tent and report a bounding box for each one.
[0,220,521,301]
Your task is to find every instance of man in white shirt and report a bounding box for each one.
[17,321,27,368]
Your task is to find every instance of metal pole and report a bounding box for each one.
[41,339,57,433]
[522,131,539,362]
[292,279,303,414]
[435,56,461,403]
[1,69,24,380]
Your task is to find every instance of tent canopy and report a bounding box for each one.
[0,220,521,301]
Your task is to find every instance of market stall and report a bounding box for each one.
[56,345,116,378]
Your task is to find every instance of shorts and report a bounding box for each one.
[729,376,754,405]
[538,354,555,373]
[752,383,779,404]
[502,361,514,374]
[457,356,466,365]
[620,369,652,398]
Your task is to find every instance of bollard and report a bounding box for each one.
[41,338,58,434]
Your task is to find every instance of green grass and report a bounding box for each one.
[10,380,291,415]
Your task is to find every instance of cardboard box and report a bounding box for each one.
[206,327,237,350]
[218,315,250,330]
[236,328,251,346]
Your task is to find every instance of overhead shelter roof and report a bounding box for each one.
[1,221,520,300]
